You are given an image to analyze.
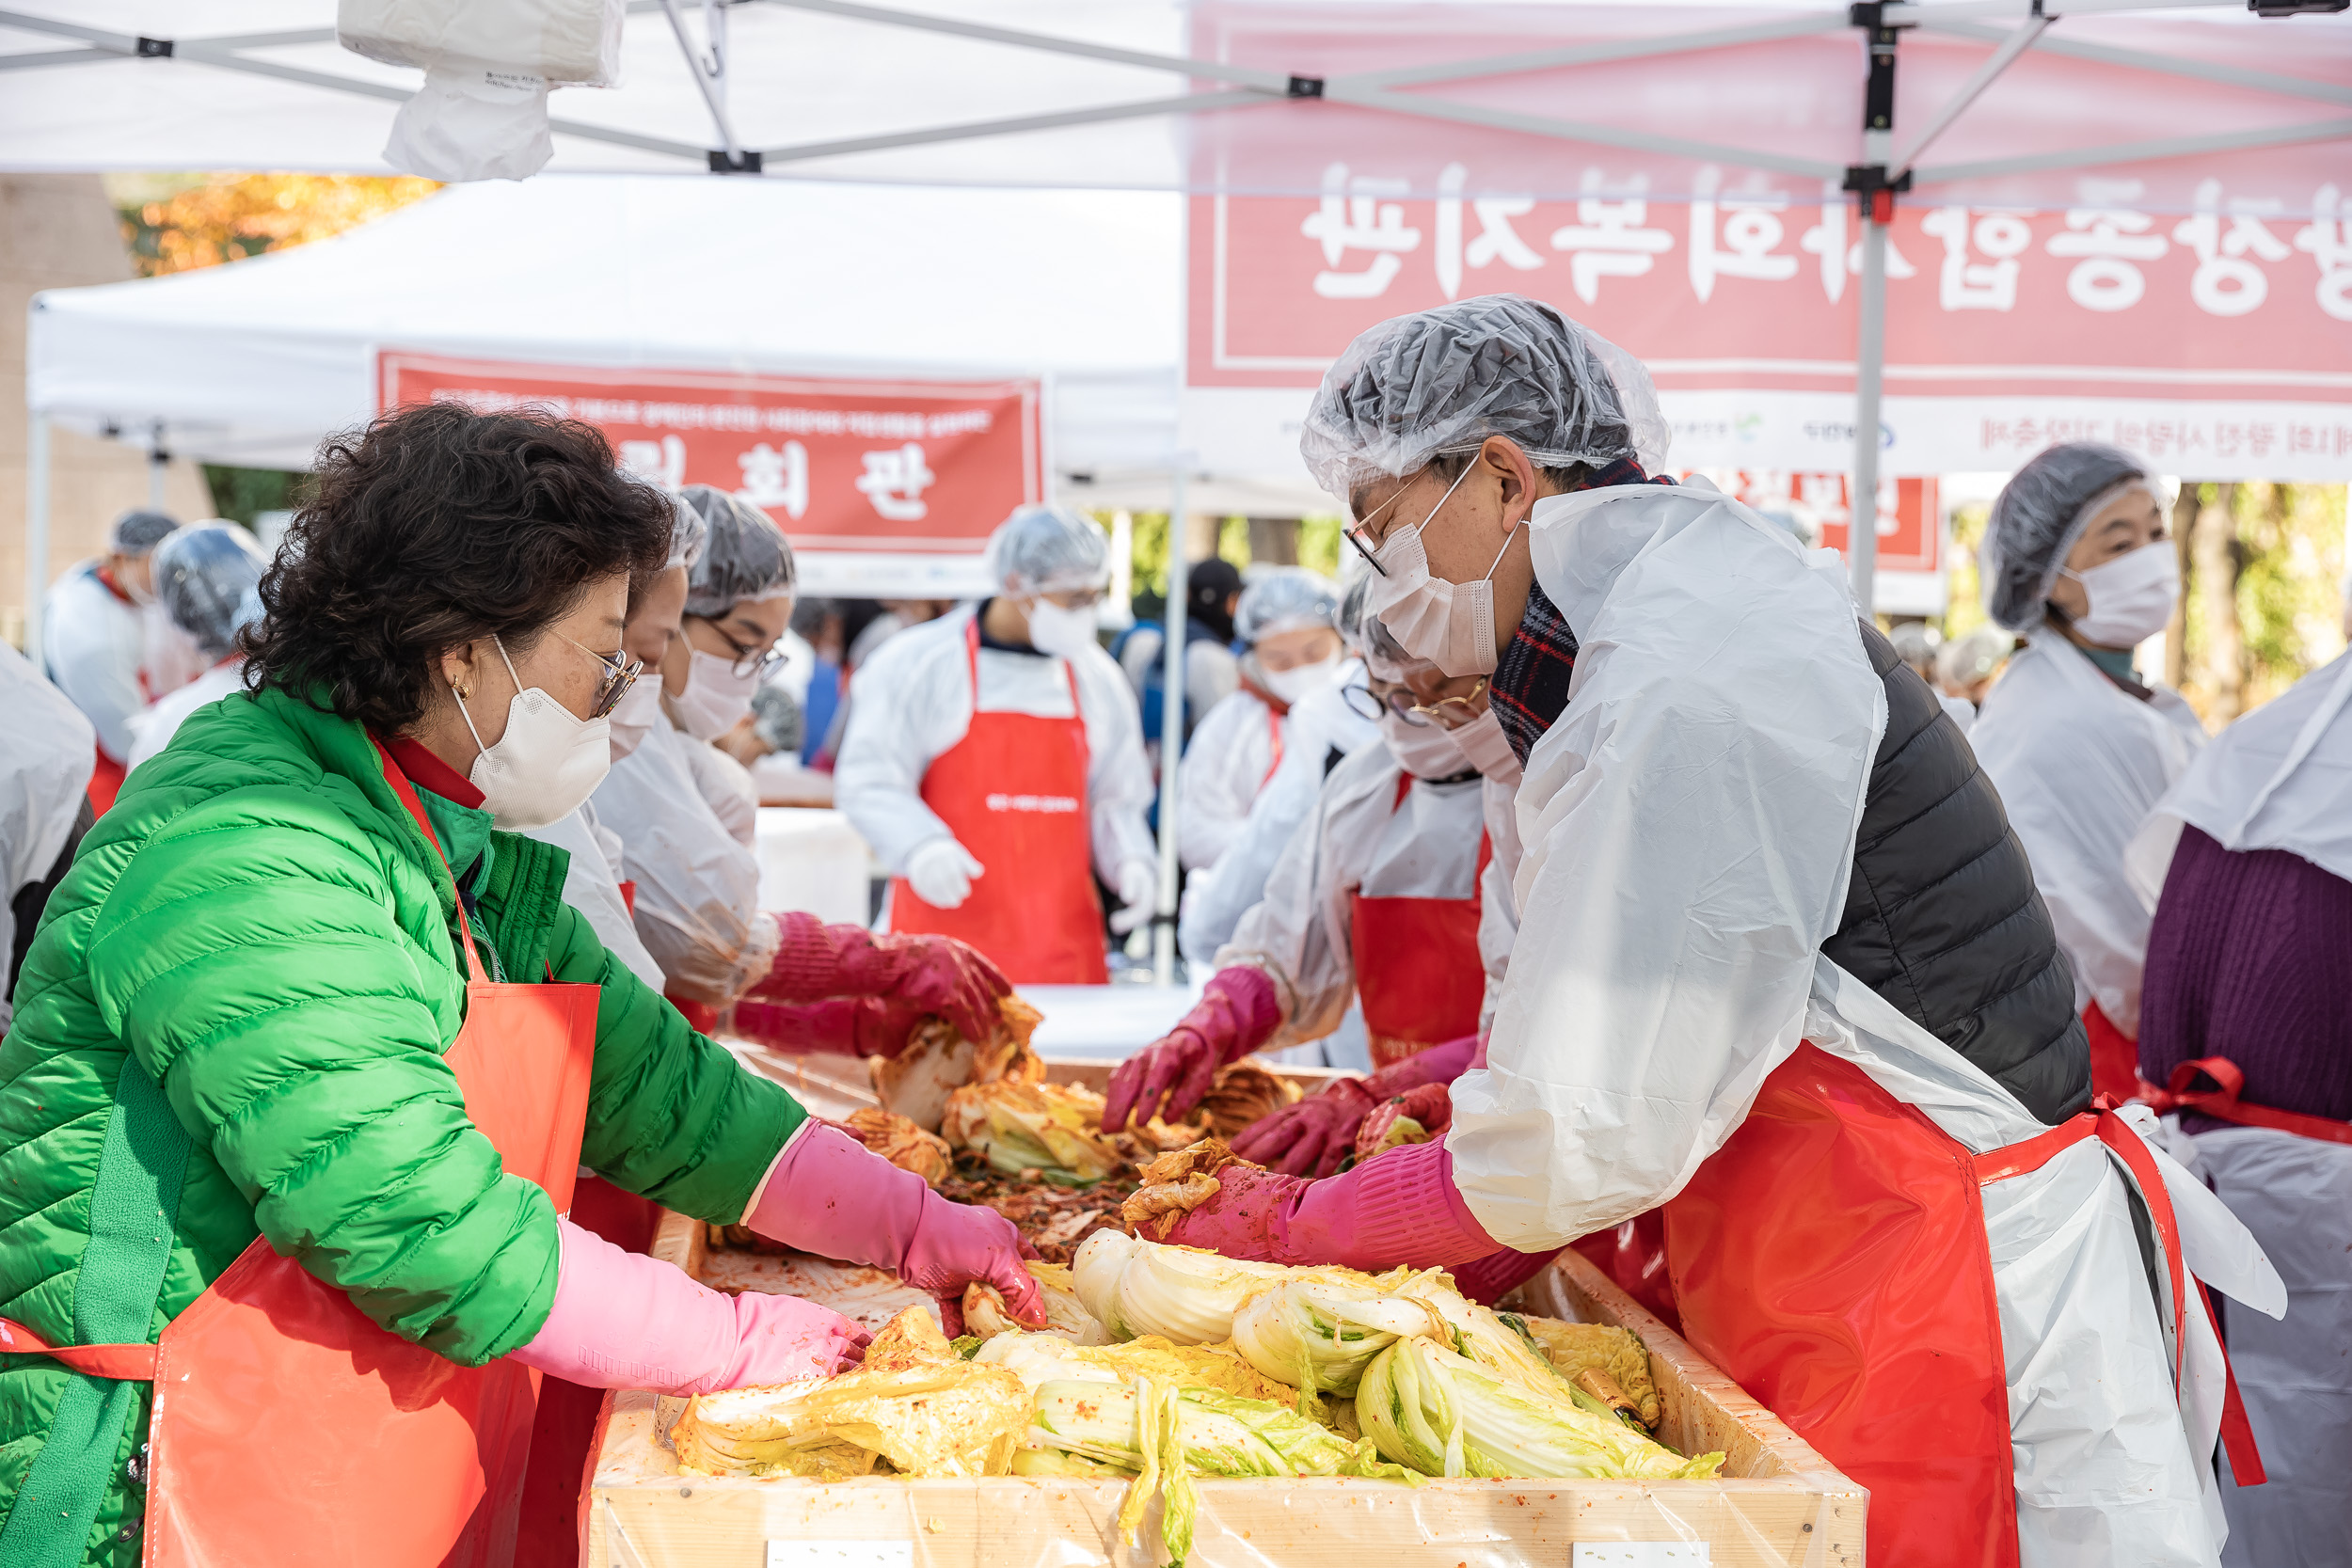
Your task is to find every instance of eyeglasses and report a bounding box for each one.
[691,616,787,681]
[1342,674,1488,728]
[563,637,644,720]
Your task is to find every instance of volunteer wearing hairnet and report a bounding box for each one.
[1935,625,2012,712]
[2,646,94,1032]
[41,508,186,813]
[1176,567,1345,877]
[1142,295,2279,1568]
[1107,579,1524,1174]
[121,522,269,771]
[596,487,1011,1052]
[1967,444,2205,1104]
[836,506,1156,983]
[2126,648,2352,1564]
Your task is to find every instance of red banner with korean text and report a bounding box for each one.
[1180,5,2352,487]
[377,353,1044,595]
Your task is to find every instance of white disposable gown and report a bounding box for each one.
[42,562,148,765]
[0,645,95,1029]
[523,801,665,992]
[1971,636,2204,1035]
[125,660,242,771]
[1215,741,1498,1051]
[593,714,773,1004]
[1177,688,1286,873]
[834,605,1155,894]
[1176,669,1375,964]
[1446,478,2279,1566]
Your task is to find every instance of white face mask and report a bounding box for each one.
[2058,541,2179,648]
[1364,466,1517,679]
[671,647,761,741]
[455,637,612,831]
[1260,655,1342,707]
[1444,708,1522,787]
[605,673,664,761]
[1025,597,1100,659]
[1379,710,1470,780]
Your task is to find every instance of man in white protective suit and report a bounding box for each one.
[1144,294,2282,1568]
[1968,445,2207,1105]
[1176,566,1346,880]
[834,506,1157,985]
[123,522,269,772]
[41,508,190,813]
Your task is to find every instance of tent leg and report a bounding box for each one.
[24,413,50,659]
[1851,213,1887,618]
[1152,472,1188,986]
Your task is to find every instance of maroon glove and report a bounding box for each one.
[752,911,1011,1046]
[1353,1082,1454,1165]
[733,995,930,1058]
[1230,1033,1481,1178]
[1141,1140,1497,1270]
[1102,966,1280,1132]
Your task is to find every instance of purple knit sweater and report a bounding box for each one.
[2139,824,2352,1128]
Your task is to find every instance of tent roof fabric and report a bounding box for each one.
[28,175,1206,482]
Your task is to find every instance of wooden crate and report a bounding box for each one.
[587,1204,1864,1568]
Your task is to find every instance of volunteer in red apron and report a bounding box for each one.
[1969,445,2205,1104]
[2132,645,2352,1565]
[1177,567,1346,880]
[835,506,1158,984]
[0,405,1041,1568]
[1105,577,1522,1178]
[1148,297,2283,1568]
[40,509,182,814]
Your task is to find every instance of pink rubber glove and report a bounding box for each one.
[1353,1082,1454,1165]
[1230,1033,1479,1178]
[1139,1140,1497,1271]
[752,911,1010,1045]
[1102,966,1281,1132]
[1448,1245,1567,1307]
[746,1124,1047,1337]
[733,994,931,1058]
[508,1217,869,1394]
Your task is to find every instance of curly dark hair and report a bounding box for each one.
[241,404,673,734]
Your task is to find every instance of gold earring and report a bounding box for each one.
[455,683,470,700]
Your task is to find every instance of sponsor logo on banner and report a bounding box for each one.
[377,352,1043,560]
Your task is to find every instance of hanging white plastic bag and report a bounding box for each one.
[339,0,625,182]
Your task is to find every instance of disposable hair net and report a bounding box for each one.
[108,508,180,557]
[681,483,795,617]
[1936,626,2013,689]
[1234,566,1343,645]
[1980,443,2156,632]
[988,505,1109,595]
[151,521,267,660]
[750,682,803,755]
[1887,621,1938,678]
[1299,293,1671,500]
[1340,570,1425,683]
[665,492,709,573]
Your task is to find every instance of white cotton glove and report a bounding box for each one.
[1107,858,1160,936]
[906,838,985,910]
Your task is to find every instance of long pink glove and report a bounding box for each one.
[1138,1140,1497,1271]
[747,1123,1047,1336]
[1231,1033,1480,1178]
[1102,967,1281,1132]
[733,995,931,1059]
[509,1217,869,1394]
[751,911,1010,1045]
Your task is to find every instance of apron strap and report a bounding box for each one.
[2137,1057,2352,1147]
[2196,1278,2269,1486]
[371,737,491,987]
[0,1055,191,1566]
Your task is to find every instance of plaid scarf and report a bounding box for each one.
[1489,459,1670,766]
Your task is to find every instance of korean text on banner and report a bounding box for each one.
[378,353,1045,563]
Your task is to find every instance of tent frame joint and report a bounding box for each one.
[1841,163,1914,221]
[707,148,763,172]
[135,36,171,57]
[1285,74,1326,98]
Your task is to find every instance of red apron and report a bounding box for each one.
[889,620,1105,984]
[1349,774,1489,1071]
[1665,1042,2264,1568]
[1,743,600,1567]
[2084,998,2140,1107]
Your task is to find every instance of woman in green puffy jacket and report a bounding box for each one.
[0,405,1042,1565]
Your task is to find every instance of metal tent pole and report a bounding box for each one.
[24,413,49,657]
[1152,471,1189,985]
[1851,216,1887,615]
